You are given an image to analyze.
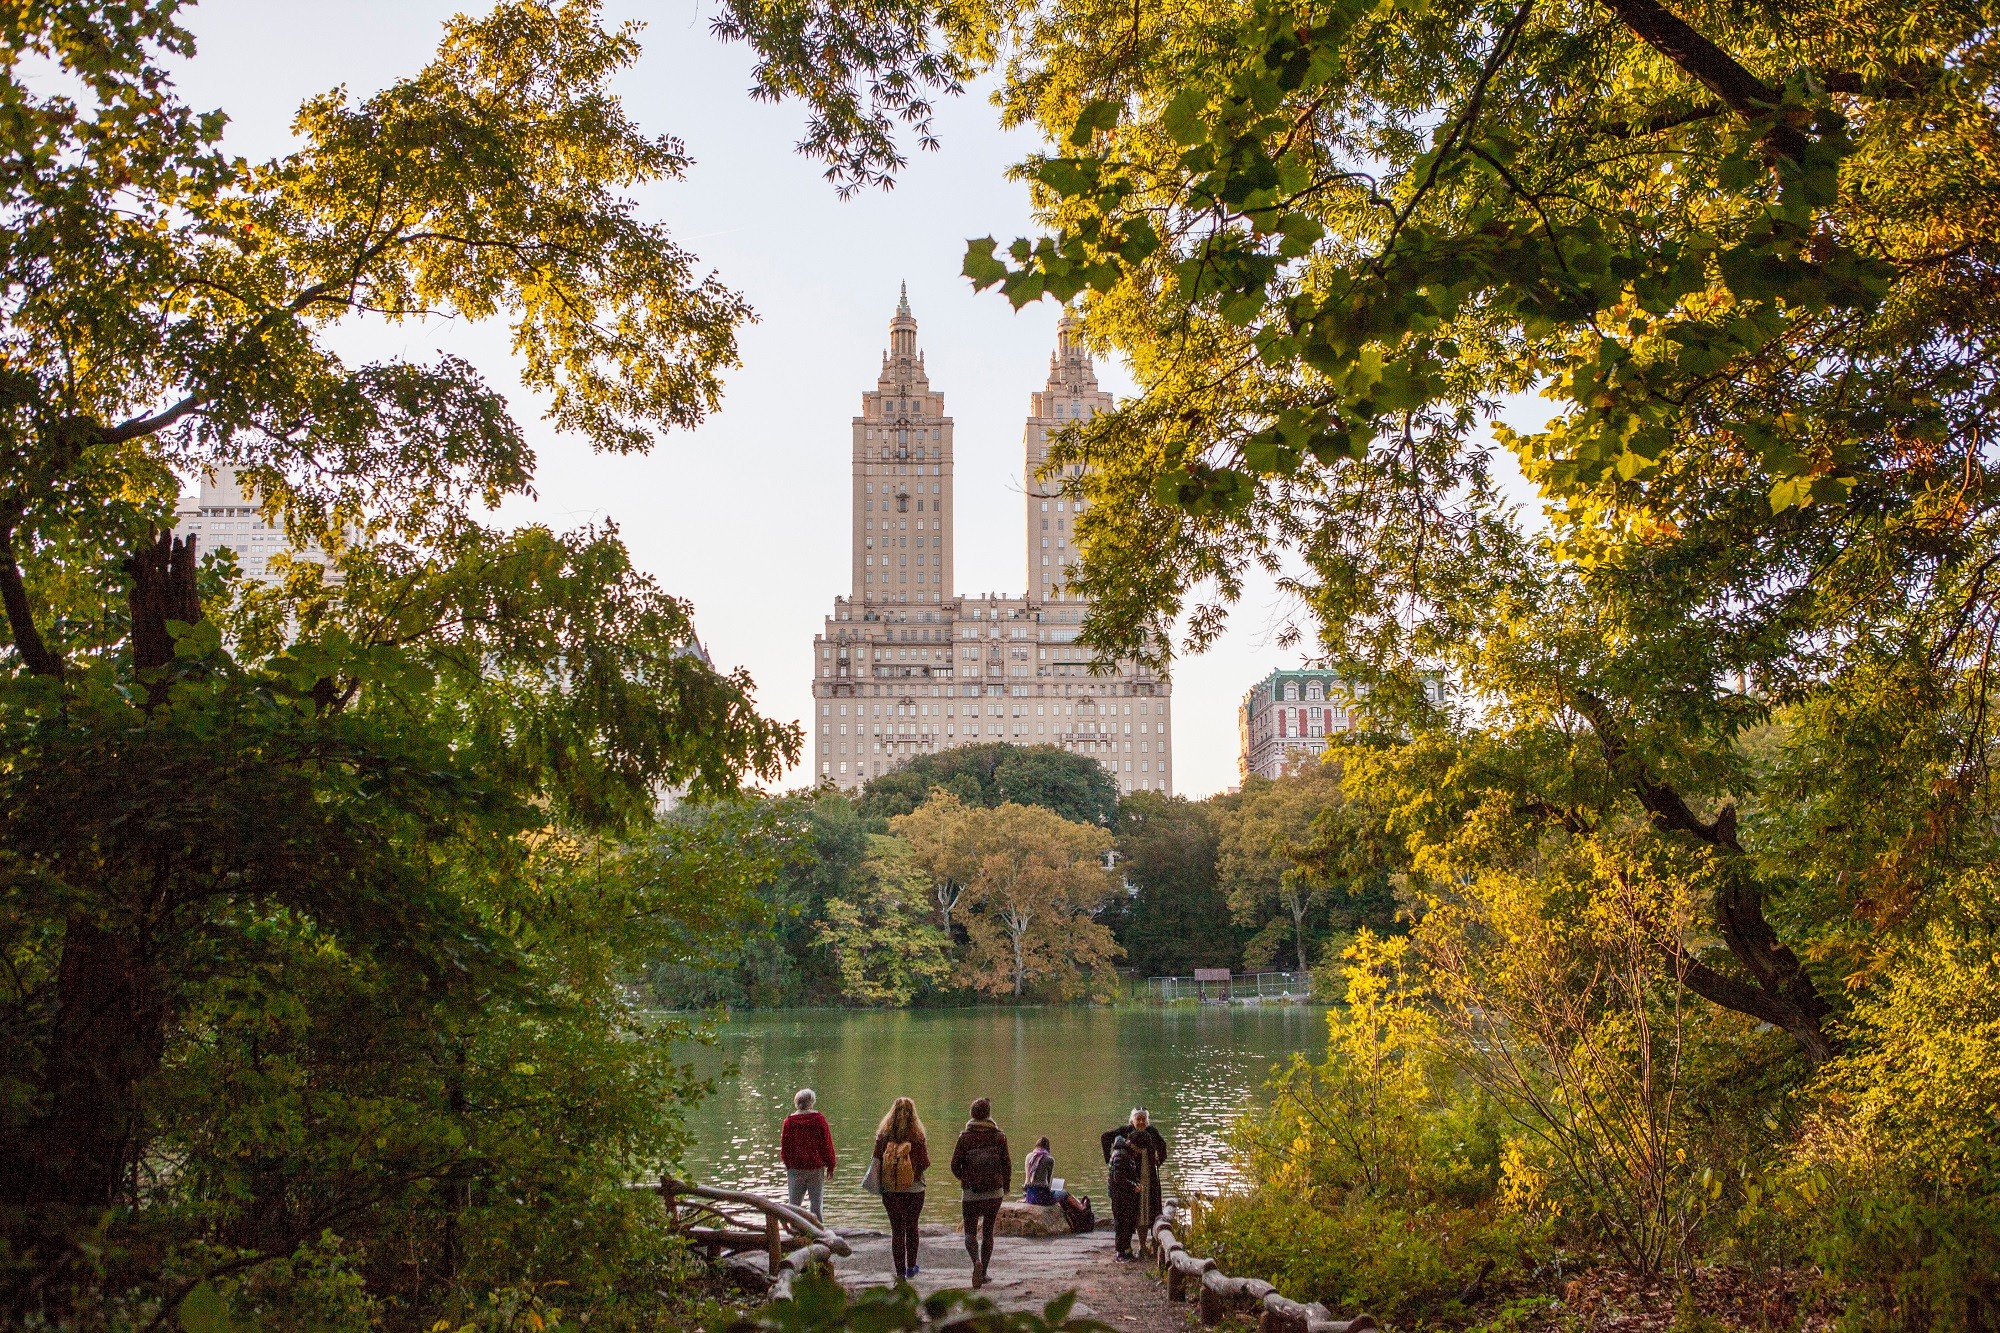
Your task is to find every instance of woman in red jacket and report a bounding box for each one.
[780,1088,836,1219]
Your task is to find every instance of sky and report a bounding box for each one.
[165,1,1533,798]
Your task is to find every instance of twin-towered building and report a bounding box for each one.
[810,292,1173,795]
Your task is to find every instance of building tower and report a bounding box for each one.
[852,284,955,606]
[809,294,1171,798]
[1023,309,1113,600]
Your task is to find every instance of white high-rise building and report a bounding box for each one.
[172,469,328,582]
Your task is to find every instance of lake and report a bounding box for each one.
[672,1005,1329,1228]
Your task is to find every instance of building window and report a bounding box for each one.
[1283,682,1299,701]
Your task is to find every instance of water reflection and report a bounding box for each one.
[672,1006,1327,1228]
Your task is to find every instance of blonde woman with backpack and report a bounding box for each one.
[871,1097,930,1281]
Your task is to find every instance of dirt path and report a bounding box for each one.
[840,1225,1194,1333]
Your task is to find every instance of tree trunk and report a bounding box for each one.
[124,529,201,704]
[2,916,170,1313]
[2,529,203,1315]
[1573,690,1837,1062]
[0,523,63,676]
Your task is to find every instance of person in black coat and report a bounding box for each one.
[1100,1108,1168,1259]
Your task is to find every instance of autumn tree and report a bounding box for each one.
[0,2,796,1321]
[1215,765,1348,971]
[949,0,1995,1065]
[893,789,980,934]
[956,802,1122,999]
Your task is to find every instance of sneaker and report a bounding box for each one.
[908,1265,920,1277]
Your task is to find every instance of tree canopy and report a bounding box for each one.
[0,3,797,1322]
[1111,789,1240,976]
[857,741,1122,826]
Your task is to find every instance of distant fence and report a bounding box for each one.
[1147,971,1312,1002]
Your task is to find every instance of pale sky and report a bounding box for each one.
[165,1,1501,798]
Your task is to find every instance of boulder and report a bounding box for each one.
[995,1201,1069,1238]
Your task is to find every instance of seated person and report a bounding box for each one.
[1023,1136,1057,1205]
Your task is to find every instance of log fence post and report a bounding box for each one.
[1156,1205,1377,1332]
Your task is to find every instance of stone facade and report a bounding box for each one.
[1238,668,1359,781]
[811,294,1172,796]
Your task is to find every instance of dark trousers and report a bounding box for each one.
[1109,1182,1140,1256]
[883,1191,924,1276]
[962,1197,1002,1266]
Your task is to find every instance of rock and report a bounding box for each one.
[996,1201,1069,1238]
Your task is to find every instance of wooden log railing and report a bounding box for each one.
[1150,1204,1377,1333]
[634,1177,850,1291]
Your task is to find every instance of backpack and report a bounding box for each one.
[960,1137,1008,1192]
[1062,1193,1096,1234]
[881,1140,917,1191]
[1108,1135,1140,1188]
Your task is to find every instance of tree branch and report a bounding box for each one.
[0,526,63,677]
[1592,0,1806,161]
[1569,687,1835,1062]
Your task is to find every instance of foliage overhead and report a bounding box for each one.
[0,1,798,1323]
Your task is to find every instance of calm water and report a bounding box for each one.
[672,1006,1328,1228]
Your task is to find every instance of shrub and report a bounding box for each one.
[1786,918,2000,1330]
[1189,1191,1545,1327]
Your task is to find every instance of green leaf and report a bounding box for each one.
[1162,88,1207,146]
[1069,99,1121,146]
[1035,157,1094,197]
[962,237,1008,289]
[1768,474,1809,513]
[179,1282,238,1333]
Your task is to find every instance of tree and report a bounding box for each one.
[817,836,956,1005]
[1215,765,1349,971]
[0,3,797,1319]
[945,0,1996,1065]
[1112,790,1240,976]
[893,789,981,934]
[860,742,1120,826]
[957,802,1122,999]
[705,0,1997,1066]
[646,790,869,1008]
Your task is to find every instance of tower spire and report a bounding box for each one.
[888,282,917,358]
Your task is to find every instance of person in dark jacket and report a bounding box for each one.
[1100,1108,1168,1259]
[949,1097,1012,1288]
[780,1088,837,1219]
[873,1096,931,1280]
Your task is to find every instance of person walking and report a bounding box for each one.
[871,1096,931,1281]
[1100,1109,1167,1259]
[950,1097,1011,1288]
[780,1088,836,1219]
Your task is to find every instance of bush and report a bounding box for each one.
[1784,918,2000,1330]
[1189,1191,1545,1327]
